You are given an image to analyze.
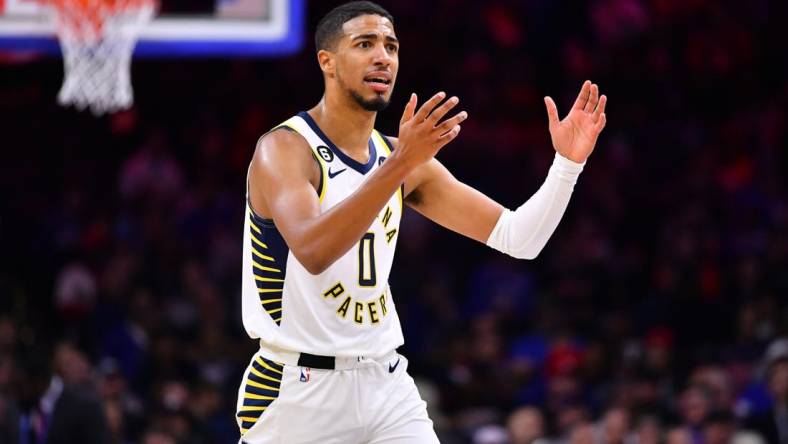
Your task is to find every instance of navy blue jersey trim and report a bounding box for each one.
[248,215,288,326]
[311,151,325,199]
[237,355,284,435]
[250,207,276,228]
[380,133,396,153]
[298,111,377,174]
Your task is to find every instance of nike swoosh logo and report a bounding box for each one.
[328,168,347,179]
[388,358,400,373]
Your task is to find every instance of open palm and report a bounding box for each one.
[544,81,607,164]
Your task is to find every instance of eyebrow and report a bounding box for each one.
[352,33,399,44]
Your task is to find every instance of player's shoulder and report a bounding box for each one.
[250,125,320,184]
[257,125,309,152]
[254,125,313,163]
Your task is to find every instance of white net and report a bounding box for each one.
[50,0,155,115]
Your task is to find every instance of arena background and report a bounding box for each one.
[1,1,787,443]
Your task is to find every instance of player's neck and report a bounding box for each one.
[308,96,376,159]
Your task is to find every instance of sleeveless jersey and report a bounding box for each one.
[241,112,405,358]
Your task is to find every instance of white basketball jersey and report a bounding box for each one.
[241,112,405,358]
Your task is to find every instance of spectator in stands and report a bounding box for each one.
[507,406,546,444]
[598,407,630,444]
[744,338,788,443]
[15,342,111,444]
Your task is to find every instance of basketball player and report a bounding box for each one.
[236,2,607,443]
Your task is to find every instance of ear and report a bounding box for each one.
[317,49,335,78]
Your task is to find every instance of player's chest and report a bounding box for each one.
[321,166,401,218]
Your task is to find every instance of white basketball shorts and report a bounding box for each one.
[235,345,439,444]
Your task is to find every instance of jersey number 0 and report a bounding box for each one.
[358,233,376,287]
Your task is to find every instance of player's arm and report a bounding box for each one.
[249,92,467,274]
[402,157,505,243]
[398,81,608,259]
[401,152,584,259]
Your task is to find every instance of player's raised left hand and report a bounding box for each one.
[544,80,607,164]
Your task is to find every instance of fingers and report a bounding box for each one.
[584,83,599,113]
[571,80,592,111]
[437,124,462,146]
[435,110,468,135]
[427,95,460,125]
[544,96,560,130]
[400,93,417,125]
[592,94,607,122]
[594,112,607,133]
[412,92,447,122]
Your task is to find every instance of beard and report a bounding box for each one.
[336,69,390,112]
[349,89,390,112]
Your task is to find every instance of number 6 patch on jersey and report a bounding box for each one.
[316,145,334,162]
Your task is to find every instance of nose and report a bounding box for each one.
[371,42,392,67]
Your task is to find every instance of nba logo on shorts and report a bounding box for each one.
[300,367,311,382]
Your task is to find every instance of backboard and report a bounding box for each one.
[0,0,305,56]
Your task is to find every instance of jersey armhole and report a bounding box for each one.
[272,124,326,202]
[247,125,326,222]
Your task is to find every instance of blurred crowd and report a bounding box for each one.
[0,0,786,443]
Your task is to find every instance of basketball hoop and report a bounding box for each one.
[44,0,156,115]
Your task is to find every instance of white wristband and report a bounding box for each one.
[486,152,585,259]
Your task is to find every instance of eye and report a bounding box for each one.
[387,44,398,53]
[359,41,371,49]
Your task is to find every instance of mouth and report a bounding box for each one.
[364,71,392,93]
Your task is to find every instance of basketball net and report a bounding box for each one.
[44,0,156,115]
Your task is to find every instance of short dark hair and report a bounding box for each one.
[315,1,394,52]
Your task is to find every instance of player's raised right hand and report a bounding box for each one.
[393,92,468,170]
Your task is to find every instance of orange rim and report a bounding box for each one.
[40,0,155,37]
